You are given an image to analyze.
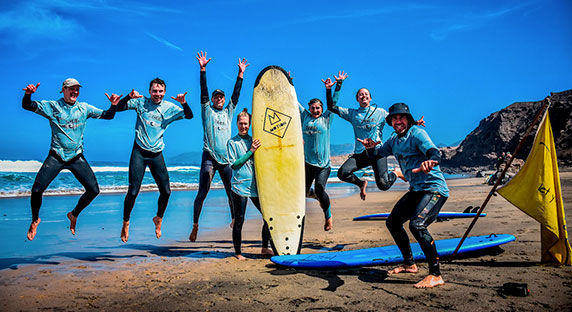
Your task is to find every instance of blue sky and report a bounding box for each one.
[1,0,571,162]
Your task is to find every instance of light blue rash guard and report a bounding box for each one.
[299,104,334,168]
[201,100,236,165]
[32,98,104,161]
[372,126,449,197]
[227,134,257,197]
[335,105,388,154]
[126,97,185,152]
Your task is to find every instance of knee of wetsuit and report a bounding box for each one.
[160,186,171,197]
[385,217,398,232]
[233,217,245,228]
[336,169,345,179]
[31,184,46,196]
[375,180,391,191]
[408,219,428,234]
[88,184,100,196]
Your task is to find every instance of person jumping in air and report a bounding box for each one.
[328,76,424,200]
[298,72,348,231]
[359,102,448,289]
[116,78,193,242]
[22,78,120,240]
[227,109,273,259]
[190,51,248,242]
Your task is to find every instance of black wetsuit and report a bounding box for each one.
[22,94,116,221]
[387,191,447,276]
[192,70,243,224]
[231,192,270,255]
[327,85,397,192]
[117,95,193,221]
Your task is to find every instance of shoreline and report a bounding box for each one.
[1,174,571,311]
[0,175,472,199]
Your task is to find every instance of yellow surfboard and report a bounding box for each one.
[252,66,305,256]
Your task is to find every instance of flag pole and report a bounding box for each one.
[448,98,551,261]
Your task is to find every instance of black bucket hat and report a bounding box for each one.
[386,102,416,126]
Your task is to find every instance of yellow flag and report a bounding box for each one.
[497,111,571,265]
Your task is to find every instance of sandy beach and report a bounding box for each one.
[1,173,571,311]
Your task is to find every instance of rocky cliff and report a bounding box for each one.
[441,89,572,172]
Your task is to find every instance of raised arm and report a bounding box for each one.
[333,70,347,104]
[230,58,249,107]
[22,83,40,111]
[99,93,121,119]
[197,51,211,104]
[116,89,143,111]
[171,92,194,119]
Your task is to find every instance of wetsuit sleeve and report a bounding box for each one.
[22,93,37,112]
[367,140,392,159]
[116,95,131,112]
[99,105,117,120]
[231,150,253,170]
[181,102,193,119]
[425,147,441,163]
[200,71,209,105]
[326,86,341,115]
[230,76,243,108]
[298,102,307,115]
[413,127,438,155]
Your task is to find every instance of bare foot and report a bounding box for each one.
[261,248,274,258]
[393,167,407,182]
[189,223,199,242]
[152,216,162,239]
[121,221,129,243]
[359,180,368,200]
[324,217,333,231]
[67,212,77,235]
[229,219,234,229]
[414,275,445,288]
[27,218,41,241]
[234,254,247,260]
[388,264,418,275]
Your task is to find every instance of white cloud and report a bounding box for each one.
[429,3,537,41]
[0,6,82,39]
[146,32,184,52]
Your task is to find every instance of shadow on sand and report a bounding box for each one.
[265,246,537,292]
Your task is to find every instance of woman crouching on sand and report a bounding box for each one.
[227,109,273,260]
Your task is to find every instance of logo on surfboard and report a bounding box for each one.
[263,108,292,138]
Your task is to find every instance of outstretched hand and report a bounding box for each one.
[238,58,249,74]
[412,160,438,174]
[334,70,348,82]
[105,93,123,106]
[129,89,143,99]
[321,77,335,89]
[196,51,211,69]
[171,92,187,104]
[416,116,425,127]
[23,83,40,94]
[357,138,380,150]
[250,139,261,152]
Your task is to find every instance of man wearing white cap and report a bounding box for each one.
[21,78,121,240]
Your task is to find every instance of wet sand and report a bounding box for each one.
[1,173,571,311]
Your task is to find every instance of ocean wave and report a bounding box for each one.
[0,160,200,173]
[0,182,213,198]
[0,160,43,172]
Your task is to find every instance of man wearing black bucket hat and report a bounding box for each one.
[190,51,249,241]
[359,102,449,288]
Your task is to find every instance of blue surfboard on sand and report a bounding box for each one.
[353,212,486,221]
[271,234,515,269]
